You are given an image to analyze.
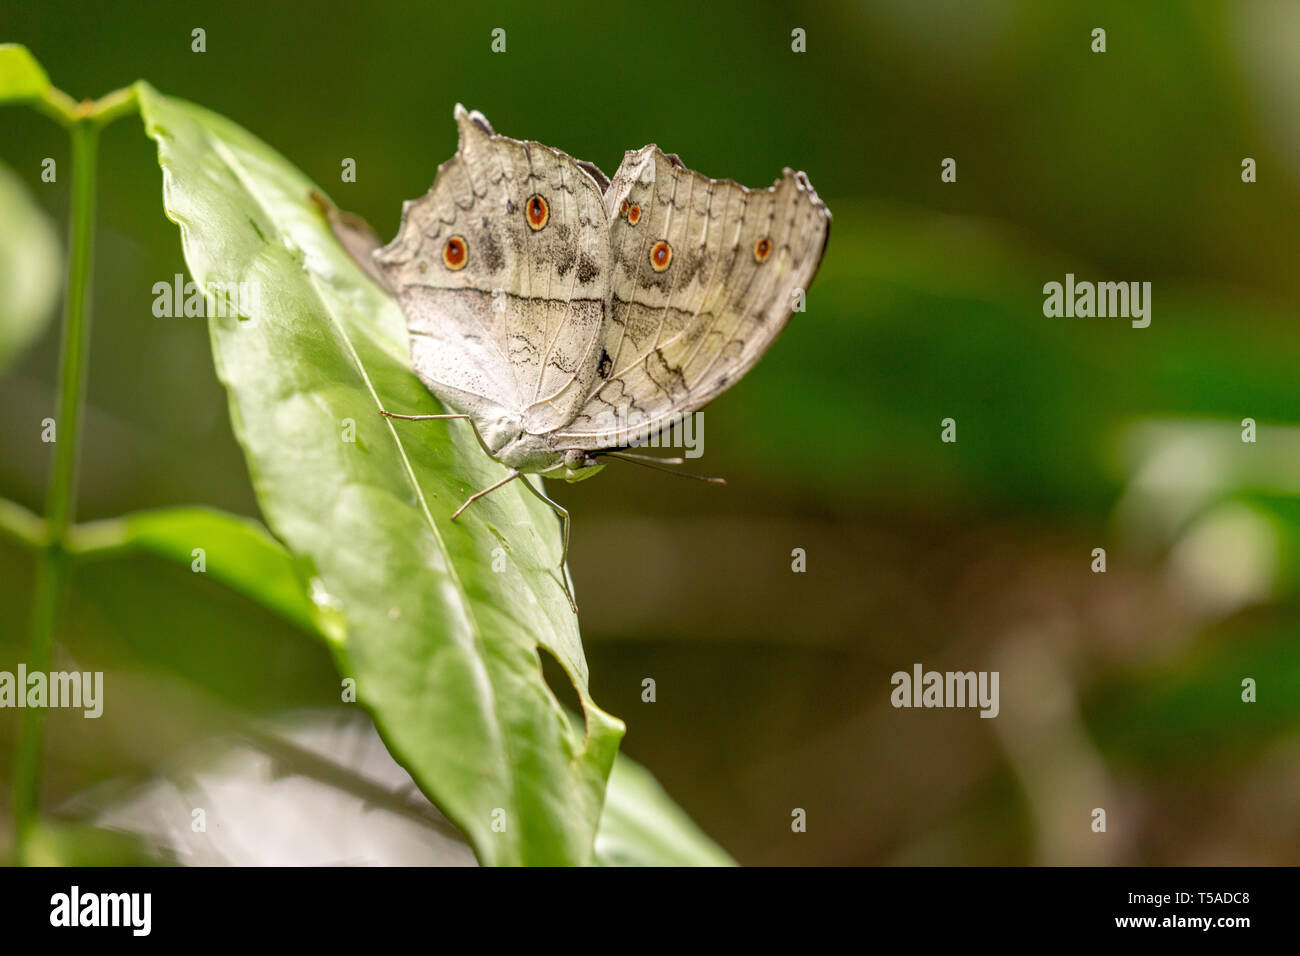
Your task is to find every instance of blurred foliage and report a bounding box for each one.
[0,160,60,372]
[2,0,1299,864]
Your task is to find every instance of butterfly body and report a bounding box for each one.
[471,414,604,480]
[374,106,830,479]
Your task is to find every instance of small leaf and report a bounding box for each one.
[596,756,736,866]
[69,506,342,643]
[0,44,51,105]
[136,82,623,865]
[0,161,61,373]
[20,820,166,867]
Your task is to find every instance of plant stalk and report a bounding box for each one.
[12,117,100,862]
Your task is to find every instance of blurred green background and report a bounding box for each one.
[3,0,1300,864]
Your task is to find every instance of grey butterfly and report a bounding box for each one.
[321,105,829,604]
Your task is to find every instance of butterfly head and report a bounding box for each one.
[556,448,606,483]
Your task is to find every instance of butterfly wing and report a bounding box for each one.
[552,146,830,449]
[374,106,614,433]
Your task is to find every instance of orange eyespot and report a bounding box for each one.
[443,235,468,270]
[525,194,549,230]
[620,200,629,216]
[650,240,672,272]
[627,204,641,225]
[754,237,772,262]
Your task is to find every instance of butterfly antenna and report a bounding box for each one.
[599,451,726,484]
[608,449,688,465]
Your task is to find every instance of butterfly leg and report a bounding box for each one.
[450,469,522,520]
[384,404,580,612]
[380,410,471,422]
[514,476,578,614]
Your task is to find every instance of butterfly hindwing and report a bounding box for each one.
[554,145,830,448]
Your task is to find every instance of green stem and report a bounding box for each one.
[12,550,69,859]
[12,118,100,863]
[0,498,47,550]
[33,83,138,130]
[45,123,97,536]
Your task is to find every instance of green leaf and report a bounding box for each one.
[0,44,50,105]
[64,502,729,865]
[0,161,61,373]
[135,82,624,865]
[68,506,343,643]
[596,755,736,866]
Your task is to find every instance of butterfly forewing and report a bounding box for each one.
[374,106,613,433]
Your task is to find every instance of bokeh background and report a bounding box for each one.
[3,0,1300,864]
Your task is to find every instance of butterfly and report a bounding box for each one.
[320,106,829,607]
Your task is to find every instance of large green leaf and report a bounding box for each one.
[136,82,623,865]
[0,44,50,105]
[0,161,61,372]
[65,502,733,864]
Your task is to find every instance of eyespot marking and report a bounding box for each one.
[627,204,641,225]
[526,194,549,231]
[443,235,468,270]
[650,240,672,271]
[754,237,772,262]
